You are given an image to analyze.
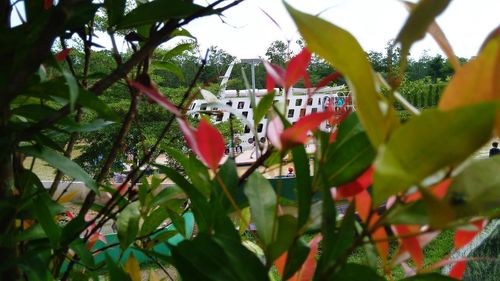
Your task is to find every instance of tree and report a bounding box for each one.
[265,39,293,66]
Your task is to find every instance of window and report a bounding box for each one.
[190,103,196,110]
[244,125,251,133]
[260,137,266,143]
[257,123,263,133]
[311,108,318,113]
[200,103,207,110]
[300,108,306,117]
[216,113,223,121]
[242,111,248,117]
[226,101,233,107]
[288,109,295,118]
[318,99,321,105]
[273,100,279,104]
[248,137,254,144]
[212,107,218,111]
[194,114,199,119]
[286,99,290,106]
[295,99,303,106]
[238,101,245,109]
[307,98,313,106]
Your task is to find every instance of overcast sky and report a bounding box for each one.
[185,0,499,59]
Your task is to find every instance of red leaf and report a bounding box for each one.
[127,80,180,116]
[393,225,424,269]
[406,178,452,202]
[368,213,389,261]
[449,260,467,279]
[297,234,322,281]
[55,48,71,62]
[195,119,225,171]
[280,111,333,150]
[114,183,128,195]
[354,190,371,223]
[44,0,53,10]
[285,48,311,88]
[312,72,342,94]
[263,61,286,88]
[454,219,486,250]
[336,166,374,198]
[177,118,198,153]
[266,73,276,93]
[274,252,287,278]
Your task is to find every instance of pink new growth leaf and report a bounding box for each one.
[393,225,424,269]
[336,166,374,199]
[449,260,467,279]
[280,111,333,150]
[178,118,225,171]
[196,119,225,171]
[285,48,312,89]
[127,80,180,116]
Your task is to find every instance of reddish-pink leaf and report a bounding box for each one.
[177,118,198,153]
[354,190,371,223]
[285,48,311,88]
[44,0,53,10]
[56,48,71,62]
[312,72,342,94]
[195,119,225,171]
[405,178,452,202]
[296,234,322,281]
[336,166,374,198]
[274,252,287,278]
[454,220,486,250]
[113,183,128,195]
[65,211,75,220]
[263,61,286,88]
[128,80,180,116]
[280,111,333,150]
[267,116,284,150]
[449,260,467,279]
[368,213,389,261]
[266,73,276,93]
[394,225,424,269]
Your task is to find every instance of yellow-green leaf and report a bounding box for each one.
[439,33,500,134]
[374,103,497,205]
[400,1,460,70]
[396,0,452,60]
[57,190,78,204]
[124,253,141,281]
[285,3,386,147]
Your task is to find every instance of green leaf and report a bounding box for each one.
[106,254,132,281]
[268,215,298,262]
[152,61,185,81]
[62,69,79,111]
[171,234,269,281]
[124,253,141,281]
[254,92,275,125]
[70,239,95,268]
[19,146,98,192]
[33,195,61,248]
[374,103,497,204]
[117,1,206,30]
[396,0,452,60]
[445,156,500,217]
[332,263,385,281]
[62,118,114,133]
[150,186,184,209]
[325,131,376,186]
[402,273,457,281]
[139,207,169,236]
[117,201,141,250]
[282,238,310,280]
[244,173,277,247]
[166,209,186,238]
[161,43,193,61]
[286,3,386,147]
[104,0,126,26]
[292,145,312,228]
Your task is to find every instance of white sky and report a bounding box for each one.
[185,0,500,59]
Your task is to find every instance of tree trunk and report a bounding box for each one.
[0,108,19,279]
